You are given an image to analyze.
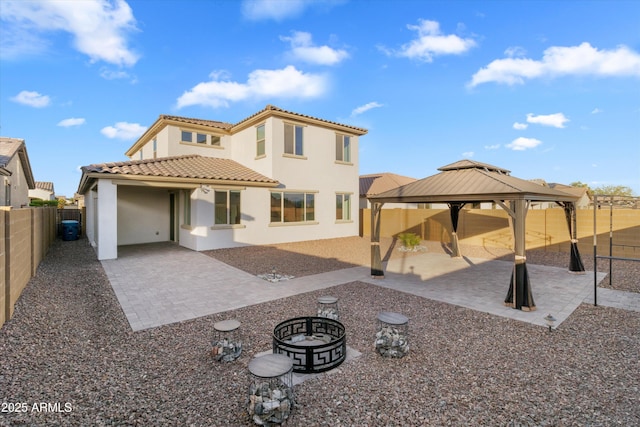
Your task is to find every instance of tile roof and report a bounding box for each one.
[35,181,54,192]
[160,115,233,130]
[0,137,24,167]
[234,104,368,134]
[83,155,278,184]
[360,172,417,196]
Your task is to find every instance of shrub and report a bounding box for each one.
[397,232,421,250]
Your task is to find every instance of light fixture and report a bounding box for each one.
[543,313,556,332]
[271,266,277,280]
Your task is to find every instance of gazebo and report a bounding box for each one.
[367,160,585,311]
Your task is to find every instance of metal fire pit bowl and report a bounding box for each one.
[272,316,347,374]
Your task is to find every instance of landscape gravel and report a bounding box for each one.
[1,237,638,426]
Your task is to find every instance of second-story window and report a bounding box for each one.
[181,131,192,143]
[152,139,157,159]
[284,123,304,156]
[336,134,351,162]
[256,124,265,157]
[196,133,207,144]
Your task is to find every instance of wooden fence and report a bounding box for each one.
[1,207,57,329]
[360,207,640,259]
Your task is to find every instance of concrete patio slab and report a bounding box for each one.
[102,243,616,332]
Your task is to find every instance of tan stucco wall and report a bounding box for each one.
[361,207,640,258]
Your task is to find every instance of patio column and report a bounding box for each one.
[501,199,536,311]
[370,202,384,278]
[448,202,465,257]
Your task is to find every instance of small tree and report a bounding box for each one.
[592,185,635,197]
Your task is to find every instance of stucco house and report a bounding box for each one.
[0,137,36,208]
[78,105,367,260]
[29,181,56,202]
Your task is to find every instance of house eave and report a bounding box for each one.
[78,172,279,194]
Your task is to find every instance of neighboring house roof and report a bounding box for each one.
[0,137,36,188]
[548,183,589,199]
[369,160,579,203]
[360,172,417,197]
[35,181,55,193]
[125,104,368,157]
[78,154,278,193]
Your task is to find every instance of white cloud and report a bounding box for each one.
[280,31,348,65]
[391,19,476,62]
[101,121,147,140]
[351,102,383,116]
[504,46,526,58]
[462,151,474,158]
[58,117,86,127]
[591,108,603,114]
[241,0,312,21]
[526,113,569,128]
[513,122,528,130]
[469,42,640,87]
[100,68,136,82]
[11,90,50,107]
[0,0,139,66]
[506,137,542,151]
[484,144,501,150]
[176,65,328,109]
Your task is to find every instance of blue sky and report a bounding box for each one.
[1,0,639,197]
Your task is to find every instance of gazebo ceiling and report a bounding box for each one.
[368,160,578,204]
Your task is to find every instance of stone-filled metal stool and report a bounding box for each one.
[247,353,294,426]
[316,295,339,320]
[212,319,242,362]
[375,311,409,358]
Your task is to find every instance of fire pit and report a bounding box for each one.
[272,316,346,374]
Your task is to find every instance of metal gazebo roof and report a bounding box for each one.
[368,160,578,204]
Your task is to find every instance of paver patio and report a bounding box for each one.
[101,242,615,331]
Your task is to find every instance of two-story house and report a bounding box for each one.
[78,105,367,260]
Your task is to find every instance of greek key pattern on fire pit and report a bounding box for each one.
[273,317,347,374]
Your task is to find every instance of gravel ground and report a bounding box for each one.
[1,237,639,426]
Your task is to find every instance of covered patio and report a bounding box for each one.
[368,160,586,311]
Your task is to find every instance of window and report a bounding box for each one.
[152,139,157,159]
[139,151,143,160]
[336,193,351,220]
[284,123,304,156]
[181,131,192,143]
[336,134,351,162]
[196,133,207,144]
[270,191,315,223]
[256,124,265,157]
[211,135,221,146]
[183,190,191,226]
[214,190,241,225]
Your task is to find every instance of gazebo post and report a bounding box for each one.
[448,202,465,258]
[371,202,384,278]
[501,199,536,311]
[564,202,586,273]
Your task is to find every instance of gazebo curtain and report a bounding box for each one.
[448,202,465,257]
[562,202,585,273]
[502,200,536,311]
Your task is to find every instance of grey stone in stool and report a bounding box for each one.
[317,295,339,320]
[212,319,242,362]
[247,353,294,425]
[375,311,409,358]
